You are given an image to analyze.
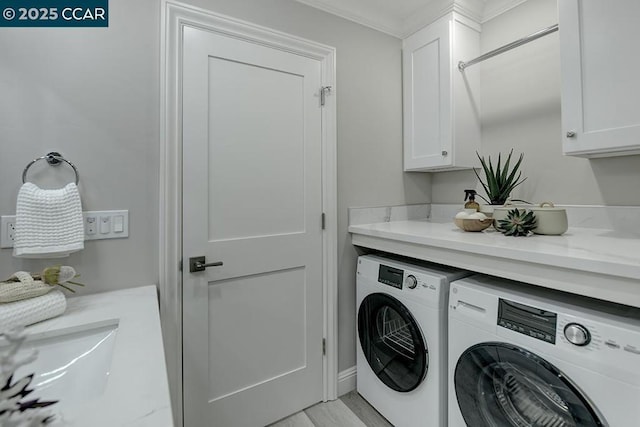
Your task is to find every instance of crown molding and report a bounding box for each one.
[293,0,529,39]
[454,0,486,23]
[482,0,529,23]
[401,0,455,38]
[293,0,405,37]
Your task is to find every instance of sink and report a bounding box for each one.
[0,286,172,426]
[0,319,119,416]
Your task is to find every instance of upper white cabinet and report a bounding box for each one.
[559,0,640,157]
[403,12,481,171]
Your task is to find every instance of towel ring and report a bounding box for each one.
[22,152,80,185]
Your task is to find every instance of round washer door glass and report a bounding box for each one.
[358,292,428,392]
[454,342,604,427]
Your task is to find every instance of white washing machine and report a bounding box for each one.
[448,274,640,427]
[356,254,470,427]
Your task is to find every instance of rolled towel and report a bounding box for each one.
[14,182,84,258]
[0,271,53,303]
[0,290,66,333]
[0,267,83,303]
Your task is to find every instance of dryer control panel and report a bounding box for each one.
[378,264,404,289]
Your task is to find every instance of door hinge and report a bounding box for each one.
[179,260,183,272]
[320,86,332,106]
[321,213,326,230]
[323,338,326,356]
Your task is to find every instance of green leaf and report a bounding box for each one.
[503,173,525,196]
[474,152,493,202]
[488,155,498,196]
[500,149,512,184]
[504,152,524,190]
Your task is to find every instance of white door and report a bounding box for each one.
[181,25,324,427]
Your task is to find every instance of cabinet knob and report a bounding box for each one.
[441,150,448,156]
[566,131,577,138]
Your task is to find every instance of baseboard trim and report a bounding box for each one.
[337,366,357,396]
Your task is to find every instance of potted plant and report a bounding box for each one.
[474,149,527,206]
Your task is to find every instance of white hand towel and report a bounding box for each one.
[13,182,84,258]
[0,290,67,333]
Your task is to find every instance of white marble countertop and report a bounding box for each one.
[349,219,640,308]
[25,285,174,426]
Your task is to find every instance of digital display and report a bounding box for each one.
[498,298,557,344]
[378,265,403,289]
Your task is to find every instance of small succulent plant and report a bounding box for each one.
[498,208,537,237]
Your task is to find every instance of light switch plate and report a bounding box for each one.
[84,210,128,241]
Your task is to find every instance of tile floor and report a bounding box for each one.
[269,391,392,427]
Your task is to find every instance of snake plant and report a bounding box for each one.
[474,149,527,205]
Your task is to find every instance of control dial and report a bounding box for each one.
[405,275,418,289]
[564,323,591,346]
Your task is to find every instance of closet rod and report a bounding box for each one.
[458,24,558,71]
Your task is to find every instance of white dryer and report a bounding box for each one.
[356,254,470,427]
[448,274,640,427]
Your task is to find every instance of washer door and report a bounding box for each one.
[454,342,605,427]
[358,292,428,392]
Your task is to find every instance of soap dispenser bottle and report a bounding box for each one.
[464,189,480,211]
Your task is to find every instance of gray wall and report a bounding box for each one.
[432,0,640,206]
[0,0,429,375]
[0,1,160,292]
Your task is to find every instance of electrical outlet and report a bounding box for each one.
[1,216,16,248]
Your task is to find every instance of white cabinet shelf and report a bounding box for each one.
[559,0,640,157]
[402,12,481,171]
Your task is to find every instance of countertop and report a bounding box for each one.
[25,285,174,426]
[349,219,640,308]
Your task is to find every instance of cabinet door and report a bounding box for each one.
[403,17,452,170]
[560,0,640,157]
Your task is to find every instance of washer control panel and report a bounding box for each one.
[558,316,640,360]
[564,323,591,346]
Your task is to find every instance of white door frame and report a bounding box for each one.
[159,2,338,425]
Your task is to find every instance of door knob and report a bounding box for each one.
[189,256,223,272]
